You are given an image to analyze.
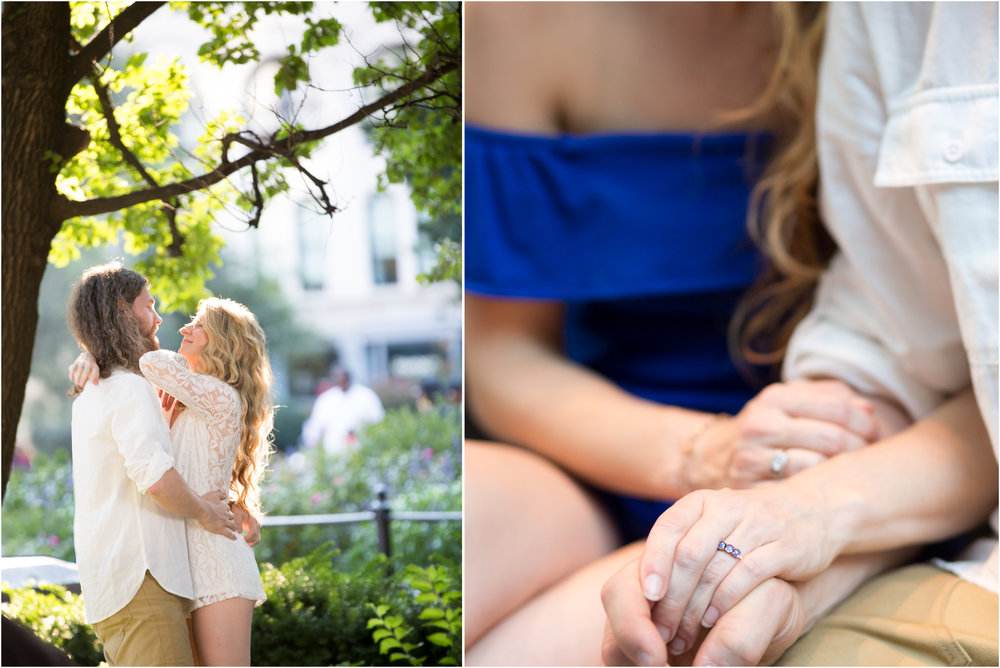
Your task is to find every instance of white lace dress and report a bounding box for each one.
[139,350,266,612]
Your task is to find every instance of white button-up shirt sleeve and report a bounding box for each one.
[783,2,998,594]
[109,375,176,492]
[784,2,998,446]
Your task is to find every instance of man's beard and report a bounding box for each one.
[141,323,160,353]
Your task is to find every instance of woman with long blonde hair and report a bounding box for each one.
[73,296,274,665]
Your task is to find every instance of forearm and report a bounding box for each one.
[146,468,208,521]
[468,335,710,500]
[789,388,997,556]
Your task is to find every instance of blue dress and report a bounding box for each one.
[465,124,773,542]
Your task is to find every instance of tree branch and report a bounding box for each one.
[91,73,158,189]
[91,68,185,255]
[66,1,165,94]
[52,59,457,221]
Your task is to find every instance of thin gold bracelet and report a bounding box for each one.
[680,412,729,495]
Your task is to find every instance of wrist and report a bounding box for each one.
[681,413,732,493]
[195,496,211,525]
[782,468,866,560]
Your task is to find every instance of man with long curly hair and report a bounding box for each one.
[66,261,238,666]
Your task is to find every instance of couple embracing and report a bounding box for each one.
[66,261,274,665]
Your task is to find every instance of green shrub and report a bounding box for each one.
[367,563,461,666]
[256,405,461,569]
[253,545,461,666]
[1,406,462,666]
[2,406,461,572]
[1,450,76,562]
[1,584,102,665]
[2,546,461,666]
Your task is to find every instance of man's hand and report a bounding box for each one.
[197,491,238,540]
[231,503,262,546]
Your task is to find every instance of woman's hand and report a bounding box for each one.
[68,350,100,388]
[156,388,183,428]
[637,484,837,659]
[602,556,807,666]
[231,503,262,547]
[687,379,878,490]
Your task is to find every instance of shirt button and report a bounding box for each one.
[944,141,963,163]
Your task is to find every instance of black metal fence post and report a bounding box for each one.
[372,484,391,558]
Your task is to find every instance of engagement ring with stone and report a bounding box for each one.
[770,449,789,478]
[717,541,742,560]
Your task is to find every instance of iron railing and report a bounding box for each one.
[260,486,461,557]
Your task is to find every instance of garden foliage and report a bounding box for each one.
[3,404,461,569]
[1,404,461,665]
[2,545,461,666]
[256,403,461,569]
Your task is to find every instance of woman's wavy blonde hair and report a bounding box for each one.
[195,297,275,515]
[720,2,834,381]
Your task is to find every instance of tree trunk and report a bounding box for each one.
[2,3,74,499]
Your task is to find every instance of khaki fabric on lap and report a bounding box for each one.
[777,563,998,666]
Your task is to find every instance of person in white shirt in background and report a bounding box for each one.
[66,261,238,666]
[601,3,998,665]
[301,365,385,453]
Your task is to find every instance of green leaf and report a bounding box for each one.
[379,637,403,653]
[417,607,445,620]
[426,632,452,647]
[126,52,148,69]
[408,577,434,592]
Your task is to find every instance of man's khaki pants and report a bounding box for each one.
[91,571,195,666]
[778,563,998,666]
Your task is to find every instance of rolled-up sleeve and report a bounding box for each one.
[783,2,996,428]
[110,377,175,492]
[783,254,964,421]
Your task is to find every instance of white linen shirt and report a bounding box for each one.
[71,368,193,623]
[784,2,998,593]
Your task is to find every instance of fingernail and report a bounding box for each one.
[667,637,687,655]
[642,574,664,600]
[702,605,720,628]
[636,650,660,666]
[654,623,671,642]
[696,662,717,667]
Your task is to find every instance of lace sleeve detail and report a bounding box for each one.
[139,350,239,421]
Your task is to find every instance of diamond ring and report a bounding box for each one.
[770,449,789,478]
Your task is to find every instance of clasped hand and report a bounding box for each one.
[691,379,878,490]
[602,378,883,665]
[603,484,833,666]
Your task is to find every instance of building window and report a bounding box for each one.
[387,342,446,380]
[369,193,397,284]
[299,212,328,290]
